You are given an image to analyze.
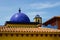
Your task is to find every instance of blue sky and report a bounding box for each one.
[0,0,60,25]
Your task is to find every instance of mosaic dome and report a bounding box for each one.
[10,9,30,23]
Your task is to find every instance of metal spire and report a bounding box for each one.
[19,8,21,13]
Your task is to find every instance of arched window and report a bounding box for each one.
[5,34,8,37]
[45,34,48,37]
[58,34,60,37]
[0,34,2,37]
[38,20,39,23]
[26,34,29,37]
[40,34,43,37]
[49,34,53,37]
[36,34,38,37]
[11,34,13,36]
[16,34,18,37]
[21,34,24,37]
[31,34,33,37]
[54,34,57,37]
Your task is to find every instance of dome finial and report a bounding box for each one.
[19,8,21,13]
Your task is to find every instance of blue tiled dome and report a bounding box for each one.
[10,9,30,23]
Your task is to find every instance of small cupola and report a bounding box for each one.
[34,15,42,24]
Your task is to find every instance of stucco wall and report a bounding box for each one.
[0,33,60,40]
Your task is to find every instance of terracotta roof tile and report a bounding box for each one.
[0,27,60,32]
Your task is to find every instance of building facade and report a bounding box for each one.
[0,9,60,40]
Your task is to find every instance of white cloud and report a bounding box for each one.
[26,11,47,22]
[27,11,47,17]
[30,2,60,9]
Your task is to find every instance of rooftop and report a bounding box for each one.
[43,16,60,25]
[0,27,60,33]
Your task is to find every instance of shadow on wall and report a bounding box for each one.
[42,24,58,29]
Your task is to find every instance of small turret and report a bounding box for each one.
[34,15,42,24]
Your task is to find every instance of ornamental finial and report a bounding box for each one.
[19,8,21,13]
